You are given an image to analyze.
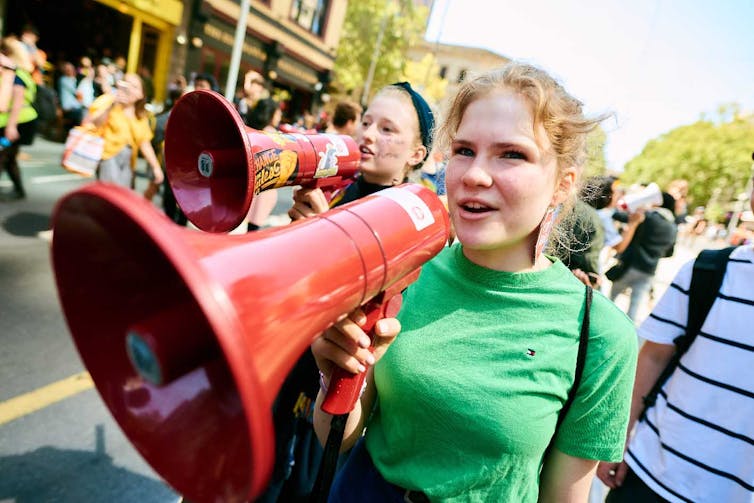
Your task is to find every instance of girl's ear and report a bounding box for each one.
[551,166,577,206]
[407,144,428,168]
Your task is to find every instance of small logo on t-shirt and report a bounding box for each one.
[526,349,536,357]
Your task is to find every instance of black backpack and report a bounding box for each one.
[640,246,736,417]
[32,84,58,125]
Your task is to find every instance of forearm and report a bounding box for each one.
[313,369,376,452]
[539,449,597,502]
[625,341,675,437]
[82,103,113,128]
[139,141,161,172]
[613,222,639,254]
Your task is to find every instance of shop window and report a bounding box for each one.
[290,0,329,36]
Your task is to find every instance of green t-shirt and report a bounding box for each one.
[365,244,637,502]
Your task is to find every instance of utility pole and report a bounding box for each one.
[422,0,451,91]
[225,0,251,101]
[361,5,391,106]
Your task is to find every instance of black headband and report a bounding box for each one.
[392,82,434,160]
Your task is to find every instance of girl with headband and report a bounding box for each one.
[288,81,434,216]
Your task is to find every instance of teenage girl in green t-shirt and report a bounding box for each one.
[311,63,638,502]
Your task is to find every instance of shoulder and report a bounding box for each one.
[587,288,638,358]
[90,93,114,112]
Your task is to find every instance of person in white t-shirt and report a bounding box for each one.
[597,173,754,503]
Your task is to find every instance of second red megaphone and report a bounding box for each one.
[164,90,361,233]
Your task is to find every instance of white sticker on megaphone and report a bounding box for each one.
[376,187,435,231]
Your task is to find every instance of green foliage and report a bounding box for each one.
[332,0,429,104]
[401,53,449,105]
[622,109,754,209]
[583,126,608,178]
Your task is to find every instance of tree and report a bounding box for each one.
[332,0,429,105]
[621,109,754,210]
[401,52,449,106]
[583,126,608,178]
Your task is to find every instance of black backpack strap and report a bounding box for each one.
[310,413,347,503]
[640,246,736,417]
[681,246,736,350]
[544,284,592,462]
[555,284,592,431]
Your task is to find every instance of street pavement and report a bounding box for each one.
[0,135,723,502]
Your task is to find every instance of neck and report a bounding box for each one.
[461,235,552,273]
[360,170,404,187]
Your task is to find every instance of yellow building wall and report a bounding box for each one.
[94,0,184,103]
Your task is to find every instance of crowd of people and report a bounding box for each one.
[2,23,753,503]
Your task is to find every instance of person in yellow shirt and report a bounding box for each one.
[0,36,38,200]
[81,72,163,189]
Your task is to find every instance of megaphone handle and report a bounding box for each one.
[308,176,354,205]
[320,293,403,415]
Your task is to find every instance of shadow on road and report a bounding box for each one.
[2,211,50,237]
[0,425,176,503]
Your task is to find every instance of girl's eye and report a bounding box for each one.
[453,146,474,157]
[501,150,526,160]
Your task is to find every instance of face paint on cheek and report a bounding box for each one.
[375,136,402,159]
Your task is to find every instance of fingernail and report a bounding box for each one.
[365,353,375,365]
[357,364,366,373]
[354,313,367,325]
[375,320,387,334]
[358,336,371,348]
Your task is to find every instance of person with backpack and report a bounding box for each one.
[608,190,678,321]
[597,173,754,502]
[0,36,37,200]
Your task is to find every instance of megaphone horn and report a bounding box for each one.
[164,90,361,233]
[617,182,663,213]
[51,182,449,503]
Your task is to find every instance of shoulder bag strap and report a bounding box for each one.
[545,284,592,458]
[556,284,592,431]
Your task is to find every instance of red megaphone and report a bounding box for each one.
[51,181,449,503]
[164,90,361,233]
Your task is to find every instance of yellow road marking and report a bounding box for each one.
[0,371,94,426]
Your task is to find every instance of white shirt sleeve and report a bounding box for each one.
[637,258,695,345]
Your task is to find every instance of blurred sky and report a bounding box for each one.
[425,0,754,172]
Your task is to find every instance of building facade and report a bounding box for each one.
[2,0,348,118]
[407,39,509,105]
[189,0,348,119]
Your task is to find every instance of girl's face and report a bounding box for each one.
[115,74,144,105]
[445,90,575,271]
[356,93,425,185]
[271,108,282,128]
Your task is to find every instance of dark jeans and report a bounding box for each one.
[0,143,24,197]
[606,467,670,503]
[328,438,429,503]
[162,178,187,225]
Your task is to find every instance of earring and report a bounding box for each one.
[533,206,559,263]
